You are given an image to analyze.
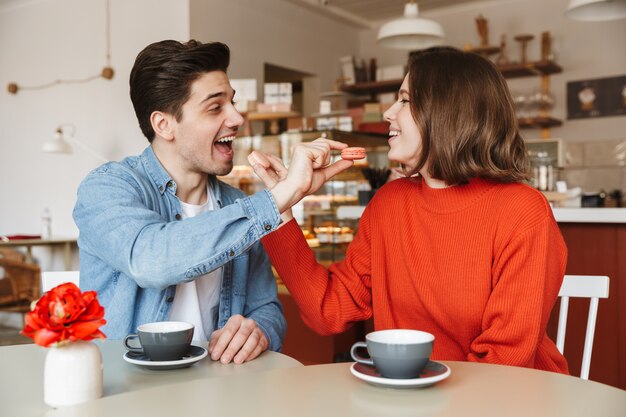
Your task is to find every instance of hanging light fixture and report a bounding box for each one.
[377,0,445,50]
[42,126,74,154]
[565,0,626,21]
[42,124,108,163]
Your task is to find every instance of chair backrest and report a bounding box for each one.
[557,275,609,380]
[0,256,41,312]
[41,271,80,293]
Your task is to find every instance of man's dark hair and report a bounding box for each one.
[129,40,230,142]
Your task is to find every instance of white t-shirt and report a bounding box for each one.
[168,186,223,342]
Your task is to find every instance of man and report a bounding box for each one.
[74,40,315,364]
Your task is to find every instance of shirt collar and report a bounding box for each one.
[139,145,223,206]
[140,145,173,195]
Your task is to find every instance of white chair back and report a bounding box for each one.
[556,274,609,380]
[41,271,80,293]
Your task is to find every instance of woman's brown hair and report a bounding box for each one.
[408,46,529,184]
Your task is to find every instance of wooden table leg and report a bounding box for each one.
[63,242,72,270]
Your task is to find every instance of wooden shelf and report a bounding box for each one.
[246,111,301,121]
[243,111,301,136]
[498,60,563,78]
[518,116,563,129]
[310,110,350,118]
[334,61,564,136]
[467,45,501,56]
[339,79,402,95]
[324,129,388,148]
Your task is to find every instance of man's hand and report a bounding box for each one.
[208,315,269,364]
[248,151,287,188]
[249,138,354,213]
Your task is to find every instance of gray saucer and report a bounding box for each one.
[123,345,207,370]
[351,360,451,389]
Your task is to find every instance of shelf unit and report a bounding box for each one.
[340,79,402,96]
[339,58,563,138]
[500,59,563,138]
[498,60,562,78]
[243,111,301,135]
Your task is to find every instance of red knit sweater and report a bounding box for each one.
[262,177,569,374]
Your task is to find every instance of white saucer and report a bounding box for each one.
[350,361,451,389]
[123,345,208,370]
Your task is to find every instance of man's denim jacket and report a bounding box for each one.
[73,146,286,351]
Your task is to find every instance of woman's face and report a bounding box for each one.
[383,74,423,175]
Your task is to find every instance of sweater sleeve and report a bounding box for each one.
[467,215,567,367]
[261,215,373,336]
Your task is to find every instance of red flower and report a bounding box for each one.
[21,282,106,347]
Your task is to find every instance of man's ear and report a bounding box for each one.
[150,111,175,141]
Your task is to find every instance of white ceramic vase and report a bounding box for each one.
[44,341,103,408]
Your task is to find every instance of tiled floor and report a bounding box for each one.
[0,324,32,346]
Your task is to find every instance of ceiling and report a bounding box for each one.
[284,0,504,28]
[0,0,504,23]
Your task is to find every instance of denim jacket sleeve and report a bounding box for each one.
[242,240,287,351]
[73,163,282,289]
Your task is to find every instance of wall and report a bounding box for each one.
[1,0,624,270]
[358,0,626,143]
[189,0,360,117]
[0,0,189,269]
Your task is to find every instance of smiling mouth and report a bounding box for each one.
[216,135,236,143]
[214,135,236,157]
[388,130,400,141]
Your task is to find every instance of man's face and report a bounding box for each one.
[170,71,244,176]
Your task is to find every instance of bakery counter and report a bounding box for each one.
[337,206,626,224]
[553,208,626,223]
[550,220,626,389]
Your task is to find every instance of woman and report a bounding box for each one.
[250,47,568,374]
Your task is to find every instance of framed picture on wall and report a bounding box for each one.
[567,75,626,120]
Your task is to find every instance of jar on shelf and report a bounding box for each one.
[530,151,556,191]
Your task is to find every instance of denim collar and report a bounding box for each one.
[139,145,223,206]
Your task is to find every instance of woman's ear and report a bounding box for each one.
[150,111,175,141]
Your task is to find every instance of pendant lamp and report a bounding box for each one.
[42,125,108,163]
[377,0,445,50]
[565,0,626,21]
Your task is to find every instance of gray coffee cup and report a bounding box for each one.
[350,329,434,379]
[124,321,194,361]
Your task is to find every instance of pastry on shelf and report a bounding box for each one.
[302,229,320,248]
[302,194,358,211]
[313,226,354,244]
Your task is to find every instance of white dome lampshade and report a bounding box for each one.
[42,125,108,162]
[42,127,73,154]
[377,1,445,50]
[565,0,626,21]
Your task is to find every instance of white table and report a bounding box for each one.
[0,340,302,417]
[6,354,625,417]
[0,237,77,270]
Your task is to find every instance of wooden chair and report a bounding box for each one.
[556,275,610,380]
[0,249,41,313]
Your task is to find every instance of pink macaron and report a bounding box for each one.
[340,147,366,160]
